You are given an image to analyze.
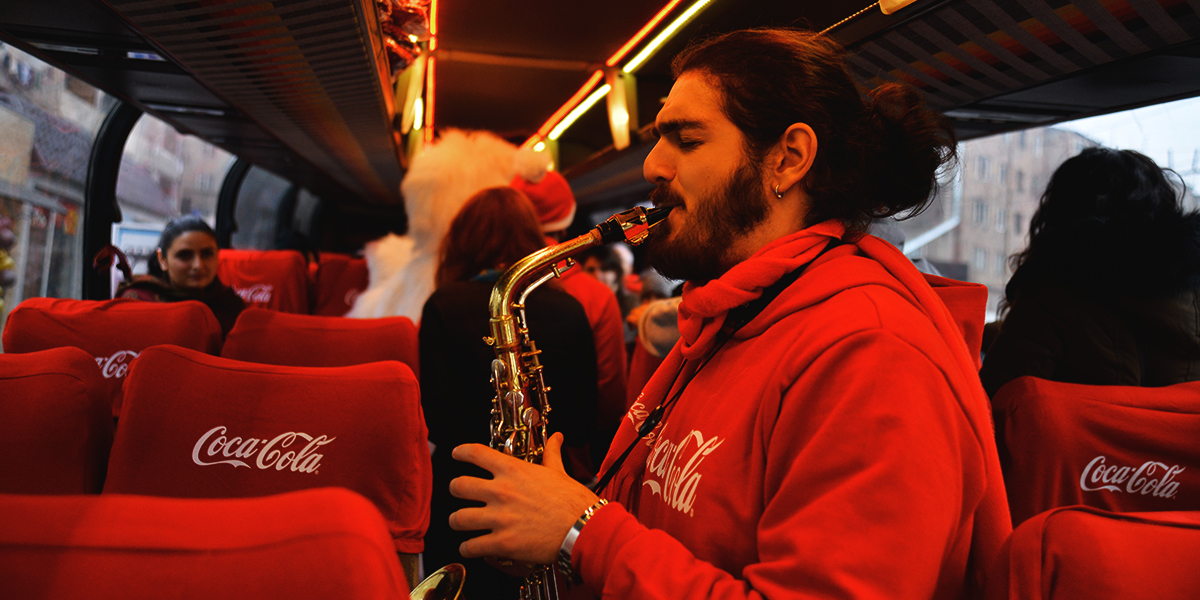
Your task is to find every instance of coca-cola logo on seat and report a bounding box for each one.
[191,425,333,474]
[94,350,139,379]
[1080,455,1185,499]
[234,284,274,304]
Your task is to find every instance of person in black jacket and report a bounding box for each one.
[117,215,244,337]
[981,147,1200,399]
[419,186,598,597]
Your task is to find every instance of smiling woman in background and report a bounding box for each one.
[118,215,245,336]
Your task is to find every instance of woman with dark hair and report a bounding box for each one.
[981,147,1200,398]
[118,215,245,336]
[418,186,598,598]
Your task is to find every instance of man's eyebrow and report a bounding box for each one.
[651,119,705,138]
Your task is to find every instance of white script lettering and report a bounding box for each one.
[94,350,139,379]
[1080,455,1184,499]
[642,429,723,516]
[191,425,334,473]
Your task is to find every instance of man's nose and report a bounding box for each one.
[643,140,674,184]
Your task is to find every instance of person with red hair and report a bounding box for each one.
[418,186,599,599]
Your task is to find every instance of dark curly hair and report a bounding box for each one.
[671,28,957,234]
[1005,147,1195,303]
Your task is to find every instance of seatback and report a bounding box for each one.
[985,506,1200,600]
[0,347,112,494]
[1,297,222,416]
[994,376,1200,525]
[311,253,369,316]
[0,488,409,599]
[104,345,430,554]
[217,249,310,313]
[221,308,419,374]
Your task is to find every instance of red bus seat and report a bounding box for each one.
[104,345,430,554]
[221,308,419,374]
[1,297,222,417]
[994,376,1200,525]
[0,488,410,599]
[985,506,1200,600]
[217,249,310,313]
[311,253,369,316]
[0,347,112,494]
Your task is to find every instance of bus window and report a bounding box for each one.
[0,44,110,334]
[230,166,293,250]
[896,96,1200,320]
[111,114,234,279]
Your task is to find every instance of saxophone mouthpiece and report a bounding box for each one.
[595,205,674,246]
[644,205,674,228]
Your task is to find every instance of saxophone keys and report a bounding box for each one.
[491,359,508,383]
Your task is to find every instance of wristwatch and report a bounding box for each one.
[558,499,609,582]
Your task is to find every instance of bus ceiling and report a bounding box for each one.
[2,0,1200,211]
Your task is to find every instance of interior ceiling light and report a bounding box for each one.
[525,0,714,148]
[549,84,611,140]
[424,0,438,143]
[605,0,684,67]
[413,97,424,129]
[623,0,712,74]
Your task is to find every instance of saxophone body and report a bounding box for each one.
[484,205,671,599]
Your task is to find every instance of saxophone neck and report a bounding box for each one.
[489,204,674,320]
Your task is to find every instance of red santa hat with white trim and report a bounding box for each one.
[510,151,577,233]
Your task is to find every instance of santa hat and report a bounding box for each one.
[511,170,577,232]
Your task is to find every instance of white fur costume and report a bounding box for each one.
[348,129,549,322]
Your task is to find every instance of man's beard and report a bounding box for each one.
[644,160,771,283]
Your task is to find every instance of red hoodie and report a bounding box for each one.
[573,221,1009,600]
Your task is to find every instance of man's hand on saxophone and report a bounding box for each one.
[448,432,600,565]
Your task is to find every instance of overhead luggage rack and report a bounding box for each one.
[101,0,403,203]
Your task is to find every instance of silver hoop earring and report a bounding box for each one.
[773,184,784,199]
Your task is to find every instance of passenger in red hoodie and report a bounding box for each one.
[447,28,1010,600]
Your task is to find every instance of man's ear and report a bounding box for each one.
[771,123,817,197]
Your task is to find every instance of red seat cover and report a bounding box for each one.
[0,488,409,599]
[104,345,430,553]
[985,506,1200,600]
[994,376,1200,525]
[0,347,112,494]
[311,253,369,316]
[221,308,418,374]
[217,249,310,313]
[1,297,222,416]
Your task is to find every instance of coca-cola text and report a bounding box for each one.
[1080,455,1184,499]
[643,429,724,516]
[94,350,139,379]
[191,425,333,474]
[234,284,274,304]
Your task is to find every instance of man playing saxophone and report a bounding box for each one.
[448,28,1010,600]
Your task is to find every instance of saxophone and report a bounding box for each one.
[484,205,672,600]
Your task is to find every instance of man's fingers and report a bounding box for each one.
[452,443,519,474]
[541,432,565,473]
[448,475,495,502]
[448,506,499,532]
